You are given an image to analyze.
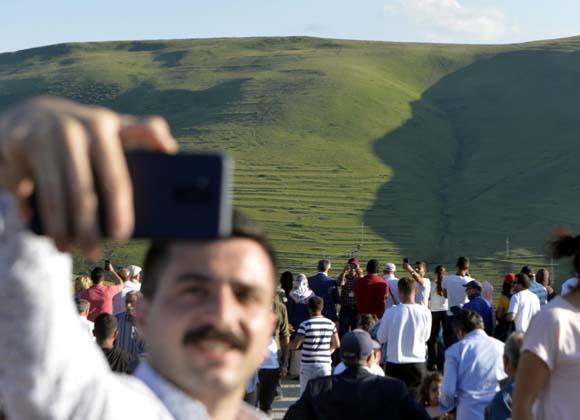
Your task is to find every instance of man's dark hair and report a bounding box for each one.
[366,259,380,274]
[307,296,324,313]
[515,273,531,289]
[456,256,470,271]
[317,259,331,272]
[93,313,118,341]
[142,209,277,300]
[90,267,105,285]
[357,313,378,331]
[451,310,483,336]
[397,277,416,296]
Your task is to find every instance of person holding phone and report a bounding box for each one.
[0,96,276,420]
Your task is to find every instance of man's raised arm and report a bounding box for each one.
[0,97,182,419]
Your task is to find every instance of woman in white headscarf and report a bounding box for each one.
[286,274,314,338]
[285,273,315,378]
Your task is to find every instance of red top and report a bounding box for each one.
[80,283,123,321]
[355,274,388,319]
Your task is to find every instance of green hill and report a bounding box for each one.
[2,36,580,287]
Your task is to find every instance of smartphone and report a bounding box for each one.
[29,151,233,240]
[403,257,409,264]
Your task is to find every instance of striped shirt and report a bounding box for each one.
[297,316,336,365]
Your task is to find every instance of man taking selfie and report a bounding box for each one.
[0,96,276,420]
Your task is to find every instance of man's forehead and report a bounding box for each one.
[163,238,274,277]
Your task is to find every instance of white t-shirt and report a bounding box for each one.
[334,361,384,376]
[376,303,431,363]
[442,274,471,315]
[429,283,448,312]
[79,316,94,341]
[508,289,541,333]
[523,296,580,420]
[561,277,578,296]
[415,277,431,306]
[384,275,400,307]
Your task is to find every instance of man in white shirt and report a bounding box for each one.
[0,97,276,420]
[442,256,472,348]
[403,260,431,306]
[377,277,431,397]
[383,263,400,307]
[506,273,541,333]
[77,299,95,340]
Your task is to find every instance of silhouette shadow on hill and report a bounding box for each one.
[364,44,580,265]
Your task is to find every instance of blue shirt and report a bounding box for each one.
[484,380,514,420]
[463,294,494,336]
[440,329,506,420]
[529,280,548,305]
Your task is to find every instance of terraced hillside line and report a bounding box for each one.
[3,36,580,287]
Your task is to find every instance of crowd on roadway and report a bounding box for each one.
[1,96,580,420]
[256,254,575,420]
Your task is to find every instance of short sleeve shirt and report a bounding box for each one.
[523,297,580,420]
[507,289,540,333]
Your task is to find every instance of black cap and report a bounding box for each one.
[463,280,483,291]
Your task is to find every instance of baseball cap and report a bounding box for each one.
[463,280,483,291]
[127,265,142,278]
[340,329,375,361]
[504,273,516,284]
[348,257,360,265]
[384,263,396,272]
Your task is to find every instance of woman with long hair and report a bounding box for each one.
[512,230,580,420]
[427,265,449,371]
[494,273,515,341]
[536,268,556,302]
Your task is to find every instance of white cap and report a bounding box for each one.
[384,263,396,272]
[127,265,142,278]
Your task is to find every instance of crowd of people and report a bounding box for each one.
[0,96,579,420]
[255,253,579,420]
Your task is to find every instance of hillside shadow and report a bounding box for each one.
[364,46,580,264]
[107,78,253,135]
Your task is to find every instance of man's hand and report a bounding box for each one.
[0,96,177,256]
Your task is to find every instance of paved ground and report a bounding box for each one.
[271,378,300,419]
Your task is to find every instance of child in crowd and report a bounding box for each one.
[290,296,340,395]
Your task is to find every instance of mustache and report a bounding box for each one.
[182,325,248,351]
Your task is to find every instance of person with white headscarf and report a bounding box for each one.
[286,273,315,378]
[286,274,315,337]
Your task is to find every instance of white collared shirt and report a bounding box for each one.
[0,193,266,420]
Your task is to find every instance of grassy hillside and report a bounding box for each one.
[2,36,580,288]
